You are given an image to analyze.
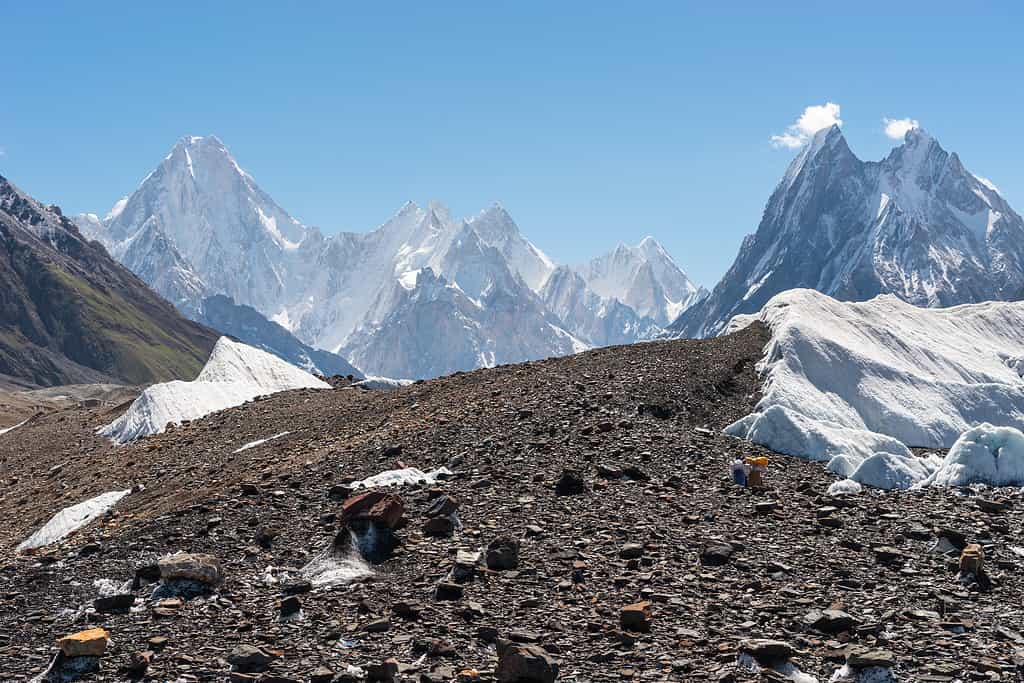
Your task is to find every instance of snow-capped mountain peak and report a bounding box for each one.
[77,134,698,380]
[579,237,703,326]
[464,204,555,292]
[671,127,1024,338]
[90,134,313,316]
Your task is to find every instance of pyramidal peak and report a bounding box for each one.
[671,120,1024,338]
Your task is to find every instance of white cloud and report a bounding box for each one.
[883,117,920,140]
[771,102,843,149]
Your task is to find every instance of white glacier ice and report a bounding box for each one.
[234,431,291,453]
[352,376,415,391]
[849,452,941,490]
[725,289,1024,489]
[350,466,453,490]
[826,479,863,496]
[922,423,1024,487]
[300,545,374,586]
[100,337,330,443]
[17,490,130,551]
[0,419,28,437]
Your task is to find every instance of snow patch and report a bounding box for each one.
[270,308,293,331]
[829,665,895,683]
[398,269,421,290]
[100,337,329,443]
[234,431,291,453]
[105,196,129,222]
[350,466,453,489]
[973,174,1001,195]
[352,376,414,391]
[547,323,590,354]
[826,479,862,496]
[301,544,374,586]
[17,490,130,551]
[0,419,28,436]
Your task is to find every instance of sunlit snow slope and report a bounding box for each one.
[100,337,330,443]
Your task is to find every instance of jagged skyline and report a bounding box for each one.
[2,3,1023,286]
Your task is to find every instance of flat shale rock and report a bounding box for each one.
[58,628,109,657]
[158,552,223,584]
[496,641,559,682]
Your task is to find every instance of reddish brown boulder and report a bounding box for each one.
[620,601,653,632]
[341,491,405,529]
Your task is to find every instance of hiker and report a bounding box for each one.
[745,456,768,488]
[730,457,748,486]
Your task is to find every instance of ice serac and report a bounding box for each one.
[924,423,1024,487]
[672,125,1024,338]
[100,336,331,443]
[581,237,704,327]
[724,289,1024,489]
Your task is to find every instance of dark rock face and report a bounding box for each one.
[195,294,362,379]
[0,174,217,386]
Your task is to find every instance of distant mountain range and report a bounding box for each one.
[55,124,1024,381]
[76,135,701,378]
[670,125,1024,337]
[0,175,217,387]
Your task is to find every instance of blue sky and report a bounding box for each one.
[2,2,1022,286]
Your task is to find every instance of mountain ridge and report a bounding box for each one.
[670,124,1024,338]
[0,174,218,387]
[76,135,702,378]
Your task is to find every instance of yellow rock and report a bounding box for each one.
[58,628,109,657]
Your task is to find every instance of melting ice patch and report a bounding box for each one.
[829,665,895,683]
[100,337,329,443]
[301,546,374,586]
[17,490,130,551]
[0,419,27,436]
[826,479,862,496]
[350,466,452,489]
[725,290,1024,489]
[352,376,415,391]
[234,431,290,453]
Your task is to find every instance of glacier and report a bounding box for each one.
[100,337,330,443]
[725,289,1024,489]
[923,423,1024,487]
